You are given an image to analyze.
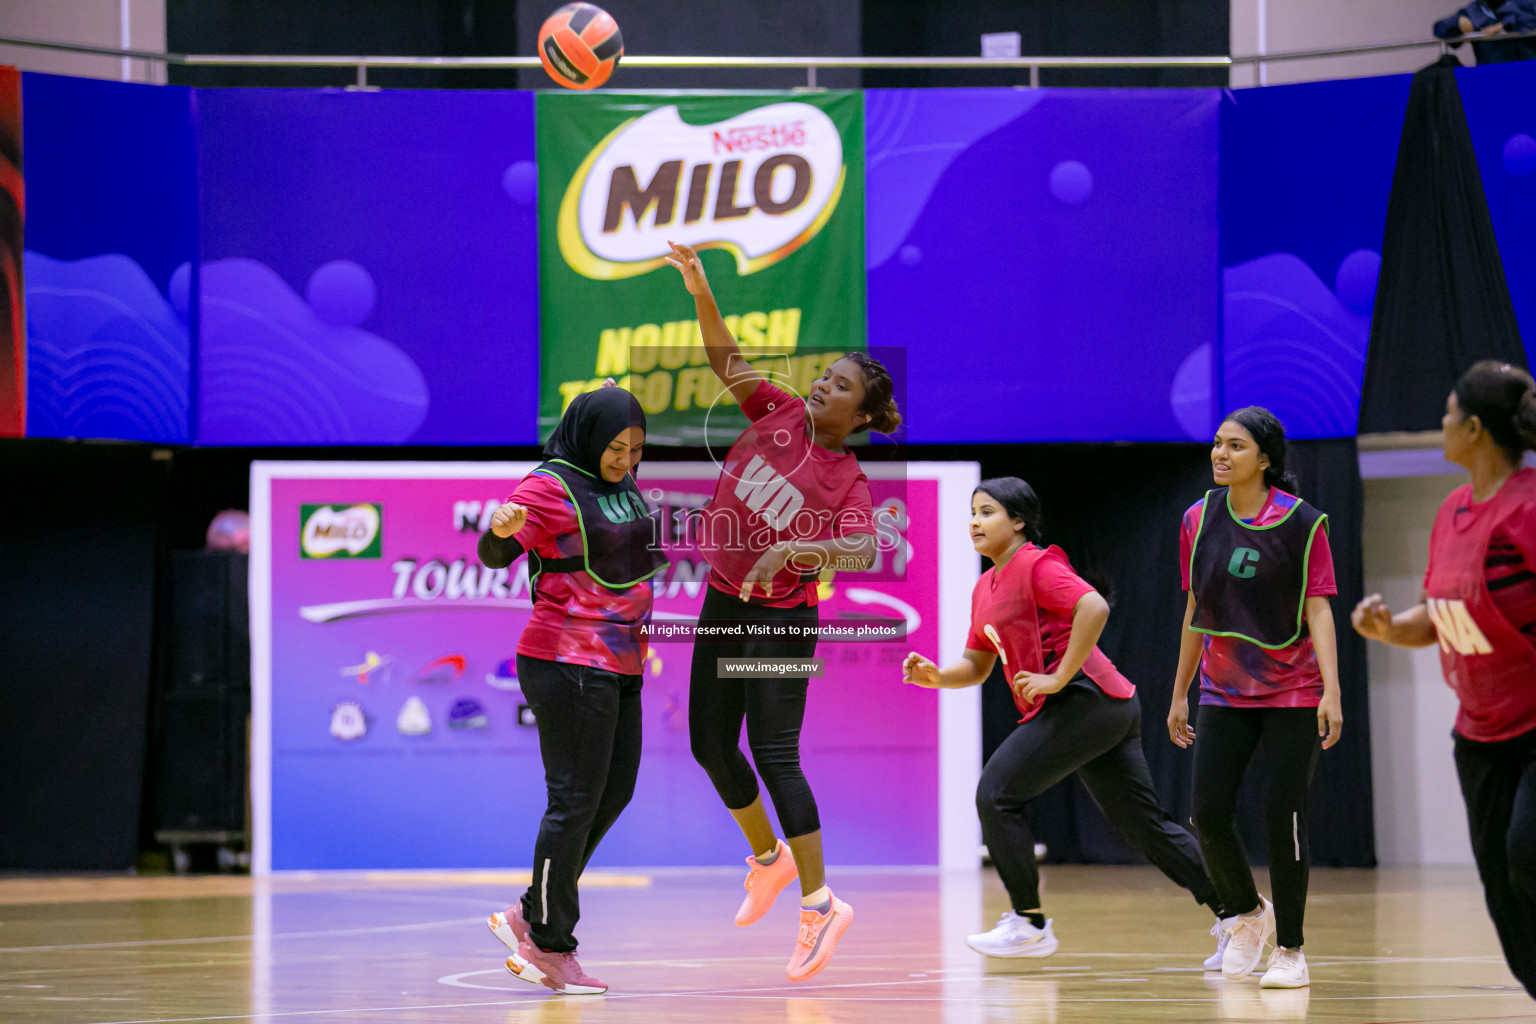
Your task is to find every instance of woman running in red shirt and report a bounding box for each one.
[1352,360,1536,999]
[1168,406,1343,990]
[477,384,668,996]
[665,241,899,982]
[903,477,1228,961]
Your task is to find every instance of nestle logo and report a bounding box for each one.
[711,122,807,155]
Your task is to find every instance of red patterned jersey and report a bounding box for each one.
[509,472,651,676]
[700,380,875,608]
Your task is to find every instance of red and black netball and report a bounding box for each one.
[538,4,623,90]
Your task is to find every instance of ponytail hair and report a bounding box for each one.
[1224,406,1300,493]
[844,351,903,435]
[974,477,1044,544]
[1453,360,1536,461]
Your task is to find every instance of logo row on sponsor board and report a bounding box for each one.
[339,651,526,690]
[329,695,538,742]
[330,651,534,741]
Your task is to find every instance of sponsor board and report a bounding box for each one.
[254,462,969,871]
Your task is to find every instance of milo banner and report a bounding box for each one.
[537,92,865,444]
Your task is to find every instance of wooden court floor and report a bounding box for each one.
[0,865,1531,1024]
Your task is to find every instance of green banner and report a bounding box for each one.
[537,91,866,445]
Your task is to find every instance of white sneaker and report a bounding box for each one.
[1203,915,1239,971]
[1221,896,1275,979]
[966,912,1059,958]
[1260,946,1309,988]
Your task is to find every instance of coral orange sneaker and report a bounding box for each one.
[736,841,798,926]
[786,893,854,982]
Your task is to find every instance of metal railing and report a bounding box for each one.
[3,28,1531,89]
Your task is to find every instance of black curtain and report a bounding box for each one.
[0,442,166,869]
[168,0,523,89]
[1358,56,1527,434]
[861,0,1228,89]
[975,440,1374,868]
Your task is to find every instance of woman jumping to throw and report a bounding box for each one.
[665,241,901,982]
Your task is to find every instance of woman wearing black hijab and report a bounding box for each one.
[477,385,668,996]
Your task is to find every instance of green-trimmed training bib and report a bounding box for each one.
[530,459,670,590]
[1188,487,1327,649]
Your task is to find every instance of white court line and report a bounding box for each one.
[577,992,1528,1005]
[45,941,1527,1023]
[79,1001,531,1024]
[74,972,1528,1024]
[437,968,1001,995]
[437,967,1526,1002]
[557,950,1508,969]
[0,916,482,954]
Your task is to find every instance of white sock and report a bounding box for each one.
[801,885,831,910]
[754,844,780,866]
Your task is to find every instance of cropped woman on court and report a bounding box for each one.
[665,240,901,982]
[477,384,668,996]
[902,477,1229,962]
[1167,406,1343,989]
[1352,361,1536,999]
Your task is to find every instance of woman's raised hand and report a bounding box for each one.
[663,241,710,296]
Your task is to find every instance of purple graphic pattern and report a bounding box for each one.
[25,252,190,442]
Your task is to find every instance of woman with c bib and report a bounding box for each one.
[1168,406,1343,990]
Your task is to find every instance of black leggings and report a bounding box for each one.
[516,655,642,953]
[1454,727,1536,998]
[978,683,1221,916]
[688,586,821,839]
[1191,704,1320,950]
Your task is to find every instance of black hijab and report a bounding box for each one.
[533,386,668,589]
[542,386,647,489]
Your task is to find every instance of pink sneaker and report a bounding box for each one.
[737,841,799,926]
[505,940,607,995]
[487,903,530,952]
[786,893,854,982]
